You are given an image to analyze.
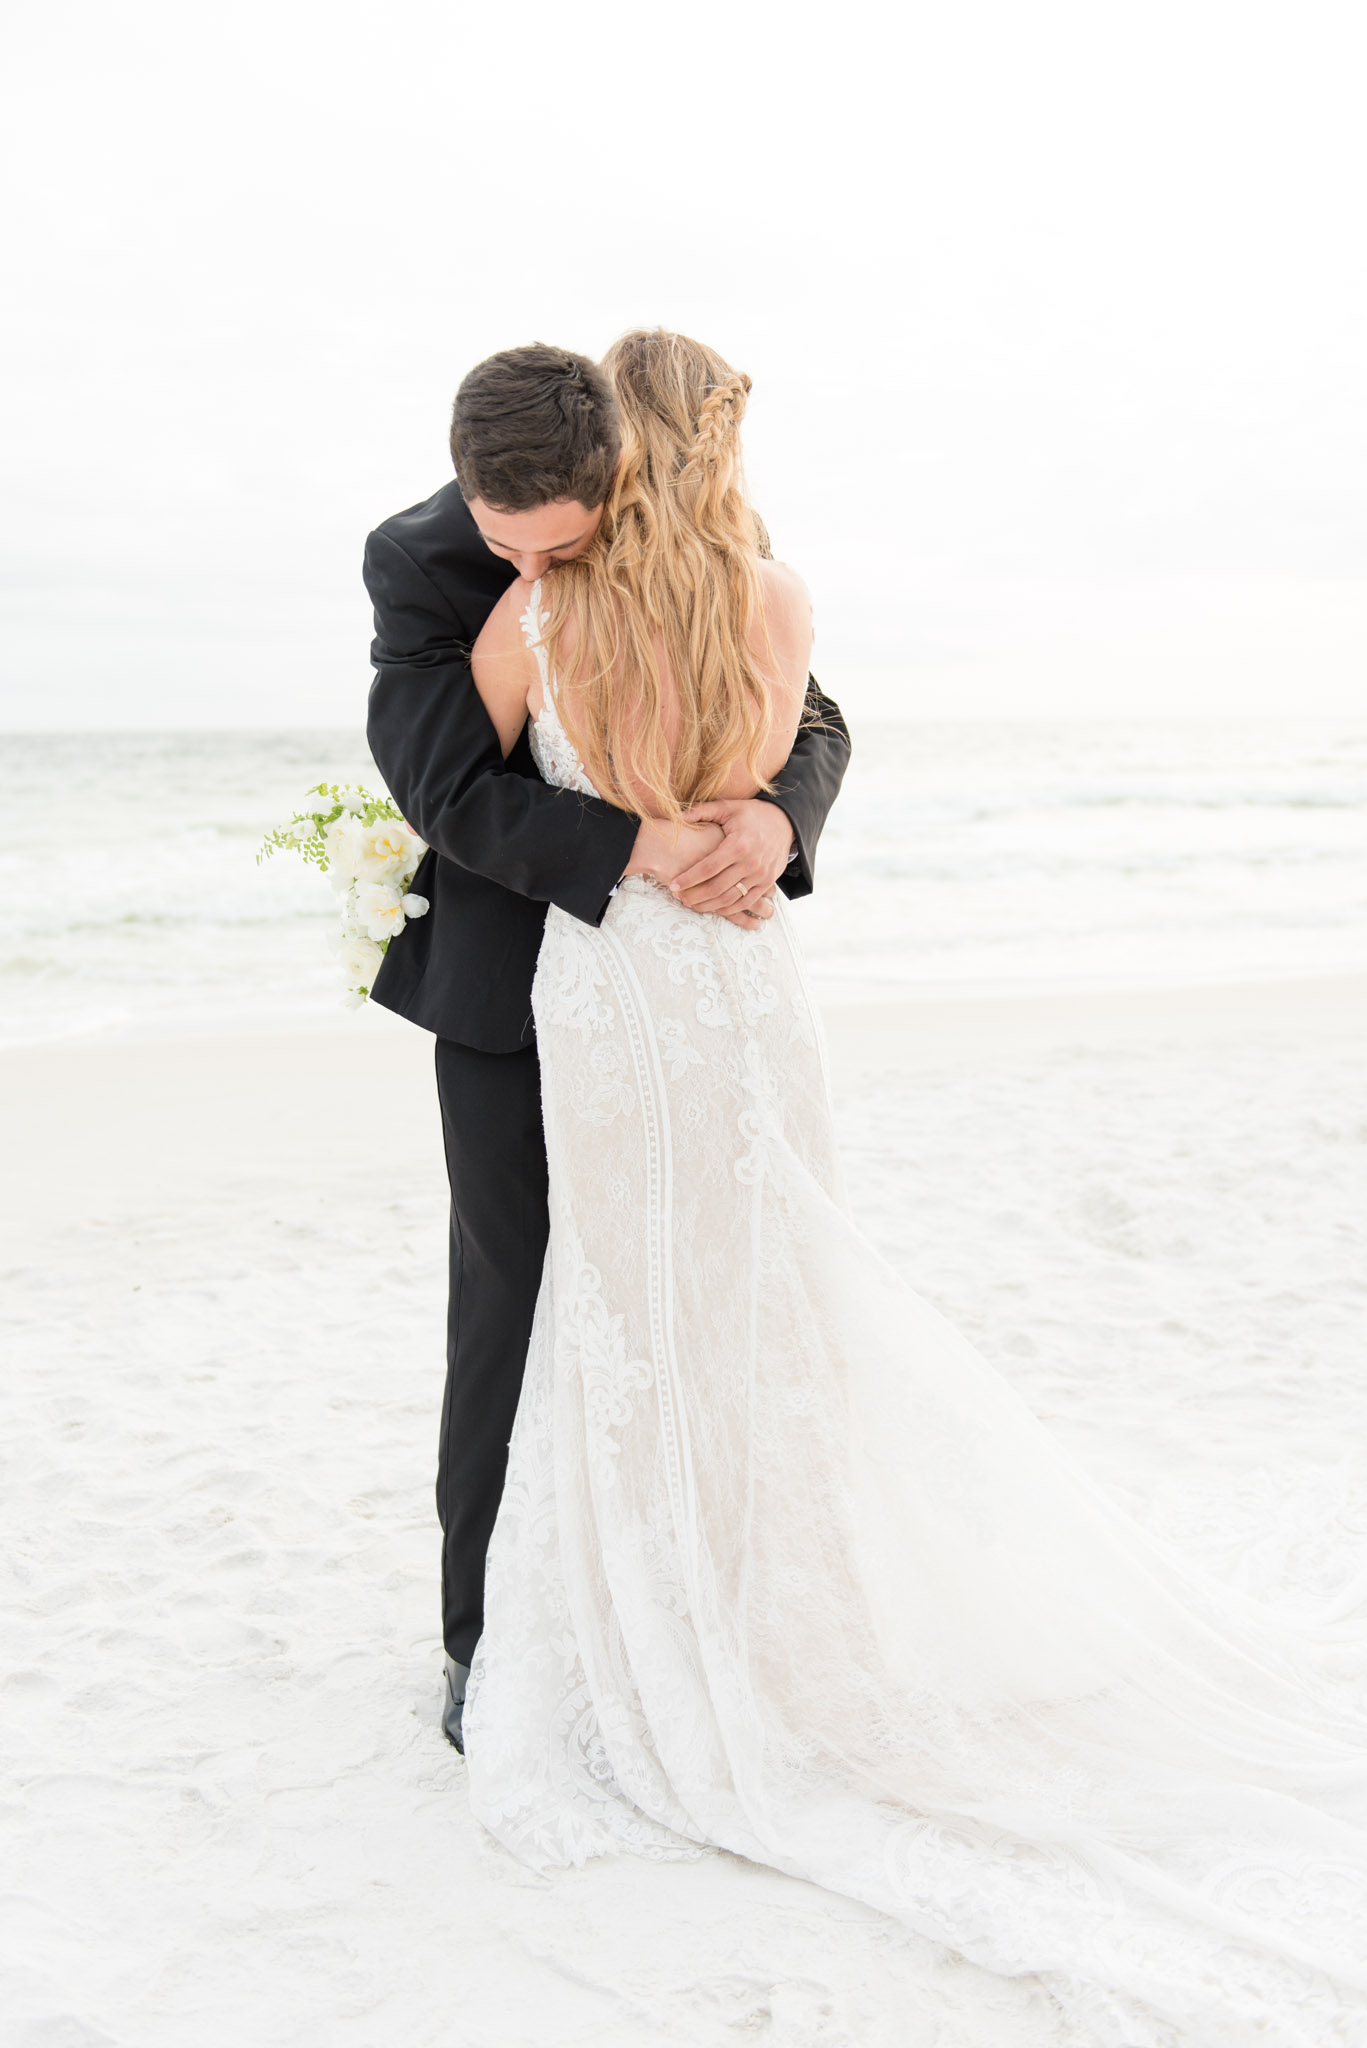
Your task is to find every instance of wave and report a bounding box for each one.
[4,721,1365,1045]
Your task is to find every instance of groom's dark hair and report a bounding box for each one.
[450,343,620,512]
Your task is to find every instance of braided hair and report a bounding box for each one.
[679,371,753,480]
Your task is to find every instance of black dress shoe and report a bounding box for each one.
[442,1655,470,1753]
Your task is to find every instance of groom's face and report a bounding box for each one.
[466,495,607,583]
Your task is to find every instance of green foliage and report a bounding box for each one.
[256,783,403,871]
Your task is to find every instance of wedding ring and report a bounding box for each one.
[734,879,747,897]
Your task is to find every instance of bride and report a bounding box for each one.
[462,328,1367,2046]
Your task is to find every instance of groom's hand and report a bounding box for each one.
[671,798,795,917]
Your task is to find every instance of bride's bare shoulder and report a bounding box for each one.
[471,578,539,756]
[752,558,814,688]
[757,555,812,616]
[472,578,531,661]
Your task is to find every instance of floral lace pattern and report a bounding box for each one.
[465,591,1367,2045]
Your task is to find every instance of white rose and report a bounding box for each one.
[354,880,407,942]
[336,935,385,990]
[339,987,367,1010]
[289,816,314,841]
[340,790,367,814]
[356,817,423,883]
[401,892,430,918]
[323,814,364,889]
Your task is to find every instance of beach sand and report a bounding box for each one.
[4,977,1365,2047]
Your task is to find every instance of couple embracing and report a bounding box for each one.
[364,331,1367,2045]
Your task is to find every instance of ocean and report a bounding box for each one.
[4,718,1365,1049]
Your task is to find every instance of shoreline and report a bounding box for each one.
[5,962,1363,1047]
[820,967,1367,1068]
[6,968,1362,1252]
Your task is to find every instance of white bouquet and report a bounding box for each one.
[258,784,429,1006]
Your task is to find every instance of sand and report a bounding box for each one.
[3,976,1365,2047]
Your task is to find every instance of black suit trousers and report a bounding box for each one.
[433,1035,548,1666]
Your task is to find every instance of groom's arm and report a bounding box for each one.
[364,528,639,926]
[674,681,852,912]
[760,679,851,900]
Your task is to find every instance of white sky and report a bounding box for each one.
[2,0,1364,729]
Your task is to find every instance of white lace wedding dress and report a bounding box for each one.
[465,590,1367,2047]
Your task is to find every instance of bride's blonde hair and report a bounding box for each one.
[537,328,773,822]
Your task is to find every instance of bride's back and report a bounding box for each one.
[538,330,813,822]
[547,555,811,816]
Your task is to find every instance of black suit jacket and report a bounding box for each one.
[364,480,851,1052]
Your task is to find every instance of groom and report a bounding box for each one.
[363,342,851,1751]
